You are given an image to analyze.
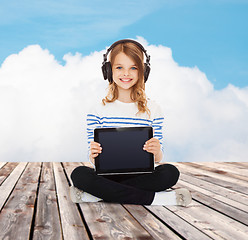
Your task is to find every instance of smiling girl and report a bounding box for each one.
[70,39,191,206]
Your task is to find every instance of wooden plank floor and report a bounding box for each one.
[0,162,248,240]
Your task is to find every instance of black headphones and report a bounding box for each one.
[102,39,151,83]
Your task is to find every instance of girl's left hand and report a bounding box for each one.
[143,138,161,156]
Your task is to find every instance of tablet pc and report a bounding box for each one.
[94,126,154,175]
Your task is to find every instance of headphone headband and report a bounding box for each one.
[102,39,151,83]
[104,39,149,61]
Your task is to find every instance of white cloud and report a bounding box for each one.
[0,37,248,162]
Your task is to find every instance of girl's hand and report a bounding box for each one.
[143,138,162,162]
[89,141,102,165]
[143,138,160,155]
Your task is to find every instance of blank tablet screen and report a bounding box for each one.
[94,127,154,175]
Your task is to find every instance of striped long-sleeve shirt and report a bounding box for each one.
[86,99,165,164]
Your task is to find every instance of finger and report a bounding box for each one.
[146,142,159,147]
[92,153,99,157]
[150,138,159,143]
[90,142,101,148]
[145,138,159,144]
[143,145,160,152]
[90,141,101,145]
[91,148,102,154]
[90,143,102,149]
[144,141,160,148]
[91,145,102,151]
[145,146,160,152]
[91,150,101,156]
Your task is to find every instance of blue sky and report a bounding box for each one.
[1,0,248,162]
[0,0,247,89]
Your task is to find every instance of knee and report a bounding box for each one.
[157,164,180,186]
[167,164,180,185]
[71,166,86,181]
[71,166,94,188]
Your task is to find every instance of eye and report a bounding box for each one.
[116,66,122,70]
[131,67,137,70]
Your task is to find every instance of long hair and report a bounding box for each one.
[102,41,151,118]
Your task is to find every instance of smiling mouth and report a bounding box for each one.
[120,78,132,82]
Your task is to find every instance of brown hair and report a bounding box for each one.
[102,42,151,118]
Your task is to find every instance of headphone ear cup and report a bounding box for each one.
[102,63,108,80]
[105,62,113,83]
[144,63,150,83]
[102,62,113,83]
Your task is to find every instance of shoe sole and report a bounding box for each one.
[175,188,192,207]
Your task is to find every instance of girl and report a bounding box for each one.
[70,39,191,206]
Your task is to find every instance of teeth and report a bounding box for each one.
[121,79,132,82]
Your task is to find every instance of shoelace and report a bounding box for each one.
[76,190,82,200]
[178,194,184,204]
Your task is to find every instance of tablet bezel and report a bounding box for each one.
[94,126,154,175]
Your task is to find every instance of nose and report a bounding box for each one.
[123,69,130,76]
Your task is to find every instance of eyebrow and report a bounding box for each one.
[113,63,137,66]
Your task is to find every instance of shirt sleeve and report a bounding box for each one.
[86,108,101,166]
[152,103,165,156]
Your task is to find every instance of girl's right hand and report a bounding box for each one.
[89,141,102,164]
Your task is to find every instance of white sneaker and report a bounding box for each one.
[175,188,192,207]
[69,186,102,203]
[70,186,85,203]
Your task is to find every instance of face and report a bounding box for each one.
[112,52,139,92]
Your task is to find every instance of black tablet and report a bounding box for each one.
[94,127,154,175]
